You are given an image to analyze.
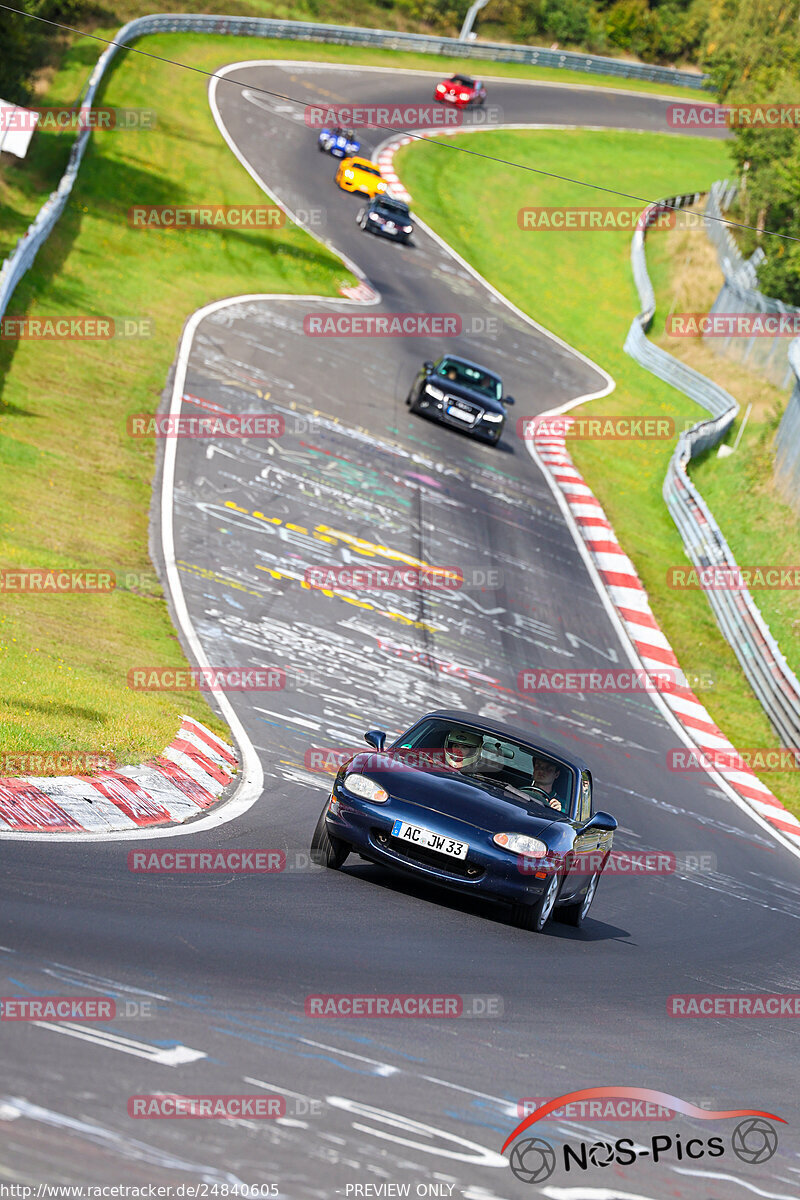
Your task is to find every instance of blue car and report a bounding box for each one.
[310,710,617,933]
[318,126,360,158]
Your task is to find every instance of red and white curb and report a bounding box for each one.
[339,280,378,302]
[376,128,463,202]
[532,422,800,850]
[0,717,237,834]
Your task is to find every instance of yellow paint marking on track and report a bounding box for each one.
[315,524,456,577]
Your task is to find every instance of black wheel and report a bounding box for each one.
[318,142,326,152]
[557,872,600,927]
[510,872,560,933]
[310,805,350,869]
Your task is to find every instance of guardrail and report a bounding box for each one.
[774,340,800,510]
[0,12,706,323]
[704,181,799,389]
[625,196,800,751]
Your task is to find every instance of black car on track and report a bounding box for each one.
[310,710,617,933]
[357,195,414,243]
[406,354,515,444]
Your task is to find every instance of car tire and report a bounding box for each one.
[511,872,560,933]
[310,805,350,869]
[557,872,600,928]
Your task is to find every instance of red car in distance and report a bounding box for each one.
[434,74,487,107]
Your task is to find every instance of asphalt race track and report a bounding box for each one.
[1,64,798,1198]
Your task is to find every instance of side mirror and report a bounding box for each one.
[423,361,435,372]
[364,729,387,751]
[503,395,515,406]
[581,810,617,833]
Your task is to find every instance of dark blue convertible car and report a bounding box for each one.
[310,710,617,932]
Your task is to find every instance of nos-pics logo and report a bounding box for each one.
[502,1088,782,1184]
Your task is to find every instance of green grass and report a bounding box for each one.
[0,34,354,770]
[397,129,800,818]
[645,217,800,685]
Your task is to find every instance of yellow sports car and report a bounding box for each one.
[335,156,388,198]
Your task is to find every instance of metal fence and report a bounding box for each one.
[704,181,798,389]
[774,339,800,508]
[626,198,800,750]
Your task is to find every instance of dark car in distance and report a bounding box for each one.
[310,710,617,933]
[357,195,414,243]
[406,354,515,445]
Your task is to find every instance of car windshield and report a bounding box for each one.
[436,357,503,401]
[356,163,381,176]
[393,718,574,813]
[378,201,410,217]
[452,76,474,87]
[376,204,409,220]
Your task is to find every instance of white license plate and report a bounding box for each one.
[385,221,396,231]
[447,405,475,423]
[391,820,468,859]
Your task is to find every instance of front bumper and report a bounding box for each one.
[325,787,551,905]
[366,222,412,241]
[414,393,503,442]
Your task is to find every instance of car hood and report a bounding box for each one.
[426,377,505,416]
[346,751,562,836]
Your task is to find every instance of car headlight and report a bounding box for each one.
[493,832,548,857]
[368,212,380,221]
[482,412,503,422]
[343,773,389,803]
[459,93,470,101]
[344,169,354,179]
[403,225,413,233]
[425,384,444,401]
